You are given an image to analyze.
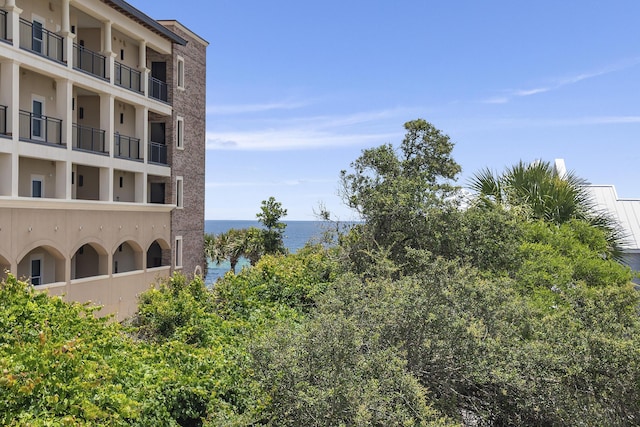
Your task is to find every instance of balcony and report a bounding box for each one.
[19,110,64,146]
[115,62,143,93]
[73,44,107,80]
[114,133,142,161]
[148,77,168,102]
[0,105,7,137]
[19,19,64,63]
[0,10,8,44]
[73,124,107,155]
[148,141,168,165]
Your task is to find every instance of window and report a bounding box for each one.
[175,236,183,269]
[31,97,44,140]
[176,176,184,208]
[32,19,44,54]
[31,175,44,198]
[30,255,43,286]
[177,56,185,89]
[176,117,184,149]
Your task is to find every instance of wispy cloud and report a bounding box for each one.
[207,129,397,151]
[206,178,335,188]
[206,100,310,115]
[481,57,640,104]
[206,108,411,151]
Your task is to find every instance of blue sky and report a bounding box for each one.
[129,0,640,220]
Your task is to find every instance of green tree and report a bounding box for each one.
[339,119,461,273]
[469,160,624,254]
[256,196,288,255]
[205,228,245,273]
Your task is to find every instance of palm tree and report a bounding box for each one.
[204,229,249,273]
[469,160,624,253]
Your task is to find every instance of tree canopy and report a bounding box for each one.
[3,119,639,426]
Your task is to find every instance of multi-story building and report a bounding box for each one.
[0,0,207,320]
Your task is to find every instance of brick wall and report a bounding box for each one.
[160,22,207,279]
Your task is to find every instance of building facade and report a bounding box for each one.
[0,0,207,320]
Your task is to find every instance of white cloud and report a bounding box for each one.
[206,100,310,115]
[484,58,640,104]
[206,129,396,151]
[206,178,336,188]
[206,109,409,151]
[514,87,550,97]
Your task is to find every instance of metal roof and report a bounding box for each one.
[101,0,188,45]
[587,185,640,251]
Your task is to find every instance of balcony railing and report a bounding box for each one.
[19,110,63,146]
[0,105,7,137]
[73,124,107,155]
[114,133,142,161]
[115,62,143,93]
[19,18,64,63]
[73,44,107,80]
[148,77,168,102]
[0,10,8,43]
[148,141,168,165]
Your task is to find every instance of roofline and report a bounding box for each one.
[101,0,188,45]
[157,20,209,47]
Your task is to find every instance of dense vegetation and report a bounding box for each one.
[2,119,638,426]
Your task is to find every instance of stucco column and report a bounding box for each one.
[135,105,148,162]
[135,105,148,203]
[0,60,18,140]
[103,21,115,84]
[54,160,69,200]
[138,40,149,96]
[135,172,145,203]
[99,93,114,156]
[2,60,20,197]
[99,166,112,202]
[55,78,73,150]
[4,1,21,46]
[60,0,70,34]
[60,0,75,71]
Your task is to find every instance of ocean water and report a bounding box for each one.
[204,220,334,285]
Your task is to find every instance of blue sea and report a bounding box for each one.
[204,220,336,285]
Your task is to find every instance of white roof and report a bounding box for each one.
[586,185,640,251]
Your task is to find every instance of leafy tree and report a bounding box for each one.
[469,160,624,254]
[256,196,288,255]
[0,274,263,426]
[339,119,462,274]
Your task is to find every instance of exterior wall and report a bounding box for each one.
[114,101,136,137]
[112,30,141,69]
[1,1,206,319]
[0,202,171,266]
[19,71,57,115]
[160,21,207,278]
[18,157,57,198]
[113,170,136,202]
[46,268,171,321]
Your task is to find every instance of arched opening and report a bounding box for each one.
[17,246,65,286]
[147,239,170,268]
[113,240,143,274]
[71,243,108,280]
